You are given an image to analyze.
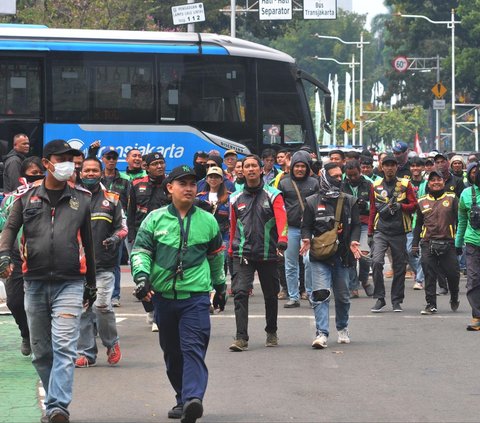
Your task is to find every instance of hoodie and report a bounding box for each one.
[456,164,480,248]
[3,149,26,193]
[278,150,319,227]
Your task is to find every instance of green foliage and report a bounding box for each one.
[374,106,427,146]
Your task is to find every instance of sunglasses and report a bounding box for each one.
[205,163,218,168]
[103,155,118,161]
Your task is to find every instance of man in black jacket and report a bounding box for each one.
[76,157,128,368]
[278,150,319,307]
[300,163,361,349]
[0,139,95,423]
[3,133,30,193]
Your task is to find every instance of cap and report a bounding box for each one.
[382,154,398,165]
[101,146,119,157]
[43,139,82,159]
[428,170,444,181]
[409,156,425,166]
[392,141,408,153]
[427,150,439,158]
[167,165,196,182]
[224,149,238,158]
[206,166,224,177]
[144,152,165,166]
[425,157,435,165]
[434,153,448,161]
[450,155,465,165]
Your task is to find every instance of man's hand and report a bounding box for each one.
[213,287,227,312]
[357,198,367,211]
[350,241,362,260]
[134,273,154,302]
[276,241,287,257]
[367,235,374,249]
[299,239,310,256]
[0,255,13,279]
[411,246,420,258]
[103,235,120,250]
[83,284,97,308]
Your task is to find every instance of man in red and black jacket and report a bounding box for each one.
[228,154,288,351]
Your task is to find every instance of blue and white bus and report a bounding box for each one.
[0,25,331,170]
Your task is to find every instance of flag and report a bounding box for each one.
[414,132,422,154]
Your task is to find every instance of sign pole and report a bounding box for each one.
[436,55,440,151]
[188,0,195,32]
[351,54,356,145]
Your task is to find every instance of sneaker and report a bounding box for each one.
[181,398,203,423]
[362,282,374,297]
[437,287,448,296]
[392,303,403,312]
[168,404,183,419]
[49,410,70,422]
[277,291,288,300]
[300,292,309,300]
[384,270,393,278]
[405,270,415,279]
[284,299,300,308]
[146,311,154,325]
[229,339,248,352]
[413,282,424,290]
[371,298,386,313]
[111,298,121,307]
[21,337,31,356]
[337,328,351,344]
[312,333,328,349]
[75,355,96,368]
[152,322,159,332]
[350,290,359,299]
[466,318,480,331]
[265,332,278,347]
[107,343,122,366]
[421,305,438,315]
[450,297,460,312]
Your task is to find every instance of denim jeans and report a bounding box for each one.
[406,232,423,282]
[112,246,123,300]
[309,255,350,337]
[285,226,311,301]
[24,279,84,418]
[78,271,119,360]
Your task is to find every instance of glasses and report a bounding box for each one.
[103,155,118,161]
[393,151,403,155]
[205,164,218,168]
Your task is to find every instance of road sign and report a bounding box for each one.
[303,0,336,19]
[431,82,447,99]
[392,56,409,73]
[341,119,355,133]
[172,3,205,25]
[433,99,446,110]
[0,0,15,14]
[259,0,292,20]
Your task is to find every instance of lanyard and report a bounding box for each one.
[173,206,192,279]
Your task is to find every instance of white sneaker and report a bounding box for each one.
[337,328,351,344]
[312,333,328,349]
[146,311,154,325]
[151,322,159,332]
[413,282,424,290]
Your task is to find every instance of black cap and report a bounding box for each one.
[144,152,165,166]
[43,139,83,159]
[428,170,444,181]
[167,165,196,182]
[382,154,398,165]
[434,153,448,161]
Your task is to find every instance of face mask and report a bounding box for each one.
[48,161,75,182]
[326,174,342,189]
[25,174,45,184]
[81,177,101,189]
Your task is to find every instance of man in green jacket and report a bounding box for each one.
[130,164,226,423]
[456,165,480,331]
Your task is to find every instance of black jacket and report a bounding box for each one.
[301,192,361,266]
[0,182,96,286]
[3,149,26,193]
[101,169,130,211]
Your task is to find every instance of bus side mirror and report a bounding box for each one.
[323,95,332,134]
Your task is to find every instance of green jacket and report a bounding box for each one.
[456,185,480,247]
[130,203,226,299]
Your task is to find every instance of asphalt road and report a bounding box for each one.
[69,270,480,423]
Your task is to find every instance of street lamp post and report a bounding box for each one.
[396,9,461,151]
[314,33,370,148]
[313,55,359,144]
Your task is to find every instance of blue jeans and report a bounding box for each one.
[24,279,84,418]
[309,256,350,337]
[112,246,123,300]
[285,227,311,301]
[406,232,423,282]
[78,271,119,360]
[153,294,211,405]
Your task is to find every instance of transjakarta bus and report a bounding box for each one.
[0,25,331,170]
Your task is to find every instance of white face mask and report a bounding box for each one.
[49,161,75,182]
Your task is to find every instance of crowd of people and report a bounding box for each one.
[1,133,480,423]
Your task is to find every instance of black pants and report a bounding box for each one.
[5,276,29,339]
[372,232,407,304]
[231,258,279,341]
[277,256,288,293]
[466,243,480,318]
[421,241,459,307]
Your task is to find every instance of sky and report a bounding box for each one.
[352,0,389,29]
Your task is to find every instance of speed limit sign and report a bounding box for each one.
[392,56,409,73]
